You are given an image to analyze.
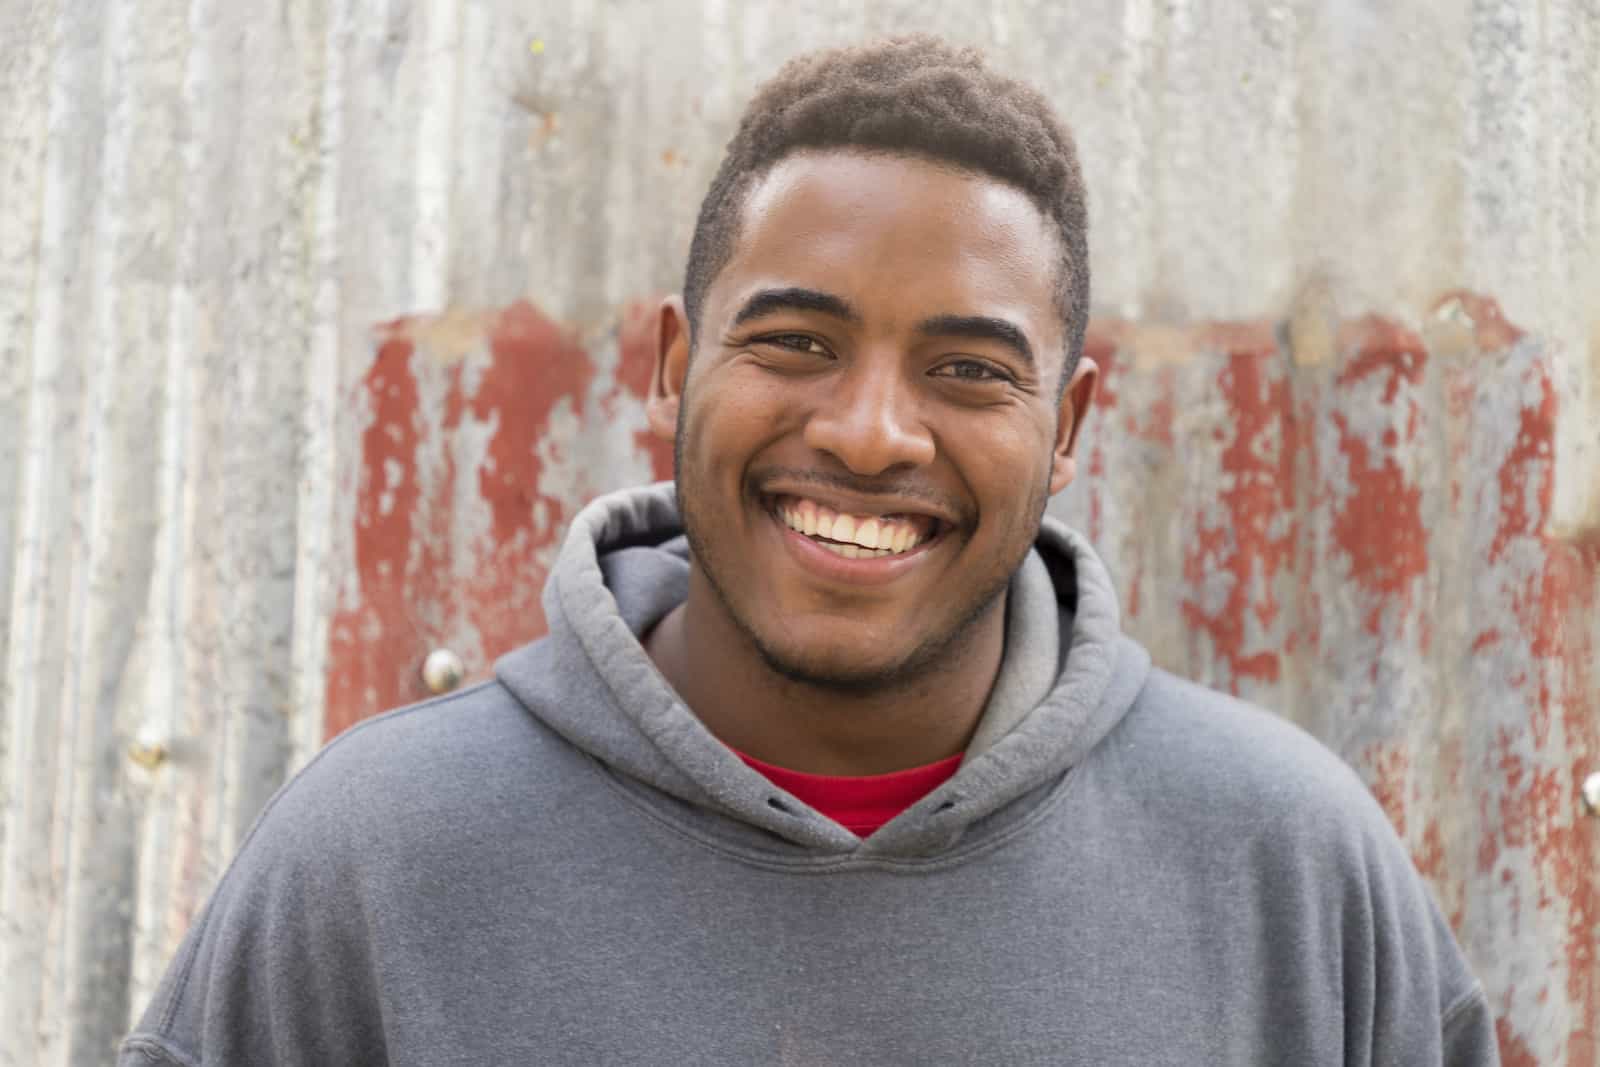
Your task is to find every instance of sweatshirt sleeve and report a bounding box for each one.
[117,760,390,1067]
[1353,791,1501,1067]
[1440,987,1499,1066]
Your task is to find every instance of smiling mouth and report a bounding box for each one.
[767,494,943,560]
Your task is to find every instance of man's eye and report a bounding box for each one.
[936,359,1010,383]
[756,334,830,356]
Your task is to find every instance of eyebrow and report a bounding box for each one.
[731,287,861,327]
[917,314,1035,368]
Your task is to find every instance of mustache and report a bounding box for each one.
[751,467,968,520]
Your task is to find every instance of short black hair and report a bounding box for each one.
[683,35,1090,386]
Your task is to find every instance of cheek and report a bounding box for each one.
[685,374,808,460]
[955,416,1056,496]
[678,375,790,476]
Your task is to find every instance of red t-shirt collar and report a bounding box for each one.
[735,748,964,837]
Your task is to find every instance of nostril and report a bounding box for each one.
[767,797,795,815]
[802,401,937,474]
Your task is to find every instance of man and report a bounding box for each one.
[122,36,1496,1065]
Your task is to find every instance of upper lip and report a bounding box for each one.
[759,482,961,529]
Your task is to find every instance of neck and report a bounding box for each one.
[644,567,1007,776]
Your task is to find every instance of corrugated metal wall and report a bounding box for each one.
[2,1,1596,1063]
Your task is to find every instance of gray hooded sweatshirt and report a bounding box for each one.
[121,483,1496,1066]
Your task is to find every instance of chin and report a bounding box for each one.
[750,631,924,693]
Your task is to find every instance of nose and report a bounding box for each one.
[803,358,936,475]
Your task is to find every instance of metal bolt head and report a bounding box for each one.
[422,648,465,694]
[1581,772,1600,817]
[128,724,169,770]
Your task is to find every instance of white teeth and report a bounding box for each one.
[776,497,933,558]
[819,540,886,560]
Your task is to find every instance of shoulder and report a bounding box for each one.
[303,677,554,787]
[153,677,571,918]
[257,670,584,856]
[1088,666,1487,1034]
[1106,667,1392,841]
[1090,665,1449,937]
[119,671,584,1064]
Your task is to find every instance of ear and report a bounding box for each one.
[646,295,692,442]
[1048,356,1099,495]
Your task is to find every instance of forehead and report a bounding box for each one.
[719,151,1062,343]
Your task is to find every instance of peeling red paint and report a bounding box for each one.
[1434,290,1527,352]
[1365,742,1411,838]
[325,332,427,734]
[1324,318,1430,639]
[1488,369,1557,564]
[475,303,593,542]
[1288,395,1324,659]
[1328,409,1428,625]
[1413,820,1447,887]
[1124,365,1177,448]
[1177,327,1296,690]
[1541,543,1600,1060]
[1335,315,1428,402]
[1497,1015,1538,1067]
[325,300,673,738]
[1454,316,1599,1063]
[453,303,596,671]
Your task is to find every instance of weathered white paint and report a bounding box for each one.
[1,2,1596,1063]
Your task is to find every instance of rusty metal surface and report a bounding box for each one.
[2,1,1597,1065]
[325,303,670,732]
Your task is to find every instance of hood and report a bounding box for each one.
[495,482,1151,860]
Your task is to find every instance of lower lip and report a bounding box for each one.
[767,509,940,587]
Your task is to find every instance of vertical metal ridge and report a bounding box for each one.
[42,0,153,1057]
[0,1,62,715]
[132,0,211,1009]
[409,0,463,312]
[1,1,100,1060]
[287,0,350,778]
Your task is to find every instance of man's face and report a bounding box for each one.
[652,151,1096,690]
